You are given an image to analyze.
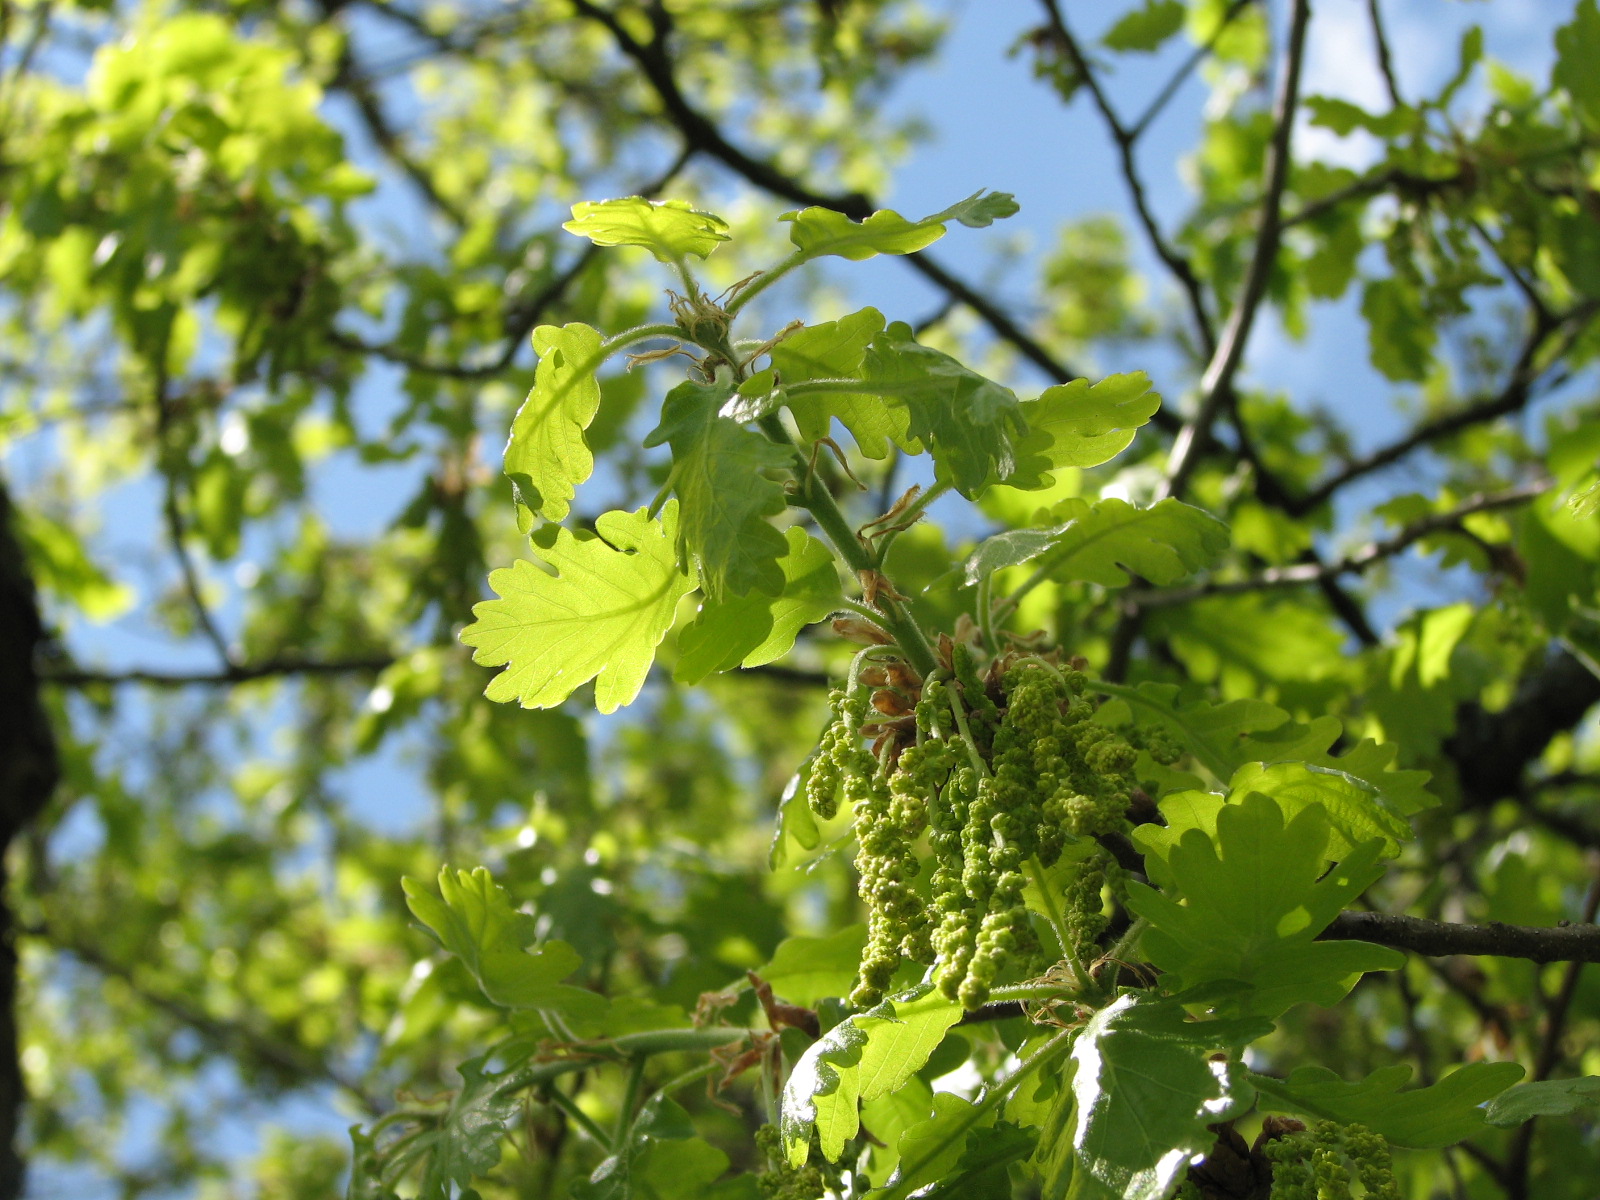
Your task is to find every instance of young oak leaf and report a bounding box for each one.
[563,196,731,262]
[1068,993,1269,1200]
[1134,762,1415,892]
[460,503,696,714]
[1252,1061,1526,1149]
[780,986,963,1166]
[962,496,1228,586]
[504,322,606,523]
[403,867,598,1015]
[770,306,907,459]
[644,380,791,598]
[674,527,842,684]
[1125,794,1403,1019]
[1006,373,1164,489]
[779,190,1018,262]
[863,322,1024,496]
[414,1052,528,1200]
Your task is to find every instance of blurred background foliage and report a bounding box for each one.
[0,0,1596,1196]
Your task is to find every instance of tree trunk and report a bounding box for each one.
[0,482,59,1199]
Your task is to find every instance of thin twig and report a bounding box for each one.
[1038,0,1217,358]
[1364,0,1403,109]
[1127,0,1258,141]
[1162,0,1311,500]
[151,370,234,669]
[1288,304,1597,515]
[1322,909,1600,964]
[569,0,1111,410]
[1125,479,1551,609]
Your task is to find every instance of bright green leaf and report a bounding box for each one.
[771,307,905,458]
[504,322,606,523]
[403,867,598,1015]
[644,380,792,598]
[1484,1077,1600,1127]
[1555,0,1600,131]
[674,527,841,683]
[969,496,1227,587]
[780,985,962,1165]
[1007,373,1163,489]
[863,322,1024,496]
[1101,0,1185,53]
[1126,794,1402,1018]
[563,197,731,262]
[779,190,1017,262]
[757,924,868,1008]
[461,503,697,713]
[416,1054,527,1199]
[1362,278,1434,382]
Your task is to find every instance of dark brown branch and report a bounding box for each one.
[41,655,396,688]
[1280,166,1464,230]
[1449,650,1600,811]
[1038,0,1217,359]
[151,360,233,671]
[1162,0,1310,500]
[1322,911,1600,964]
[330,30,468,227]
[1364,0,1403,109]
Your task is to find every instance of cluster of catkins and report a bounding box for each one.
[806,648,1145,1010]
[1260,1121,1401,1200]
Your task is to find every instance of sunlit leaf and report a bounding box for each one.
[504,322,606,523]
[674,527,841,682]
[564,197,731,262]
[1007,373,1163,489]
[461,503,696,713]
[1068,994,1269,1199]
[780,985,962,1165]
[779,190,1017,261]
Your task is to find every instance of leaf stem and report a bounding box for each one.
[1026,855,1091,993]
[724,249,808,315]
[757,415,939,677]
[601,322,684,353]
[615,1054,647,1145]
[975,573,999,656]
[544,1083,614,1152]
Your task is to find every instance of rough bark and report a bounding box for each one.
[1448,649,1600,809]
[0,483,59,1200]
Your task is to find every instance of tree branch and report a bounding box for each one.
[1038,0,1217,359]
[1285,306,1598,514]
[41,655,396,688]
[1321,911,1600,964]
[29,922,381,1113]
[1449,649,1600,811]
[0,482,59,1200]
[1125,479,1551,609]
[1161,0,1310,500]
